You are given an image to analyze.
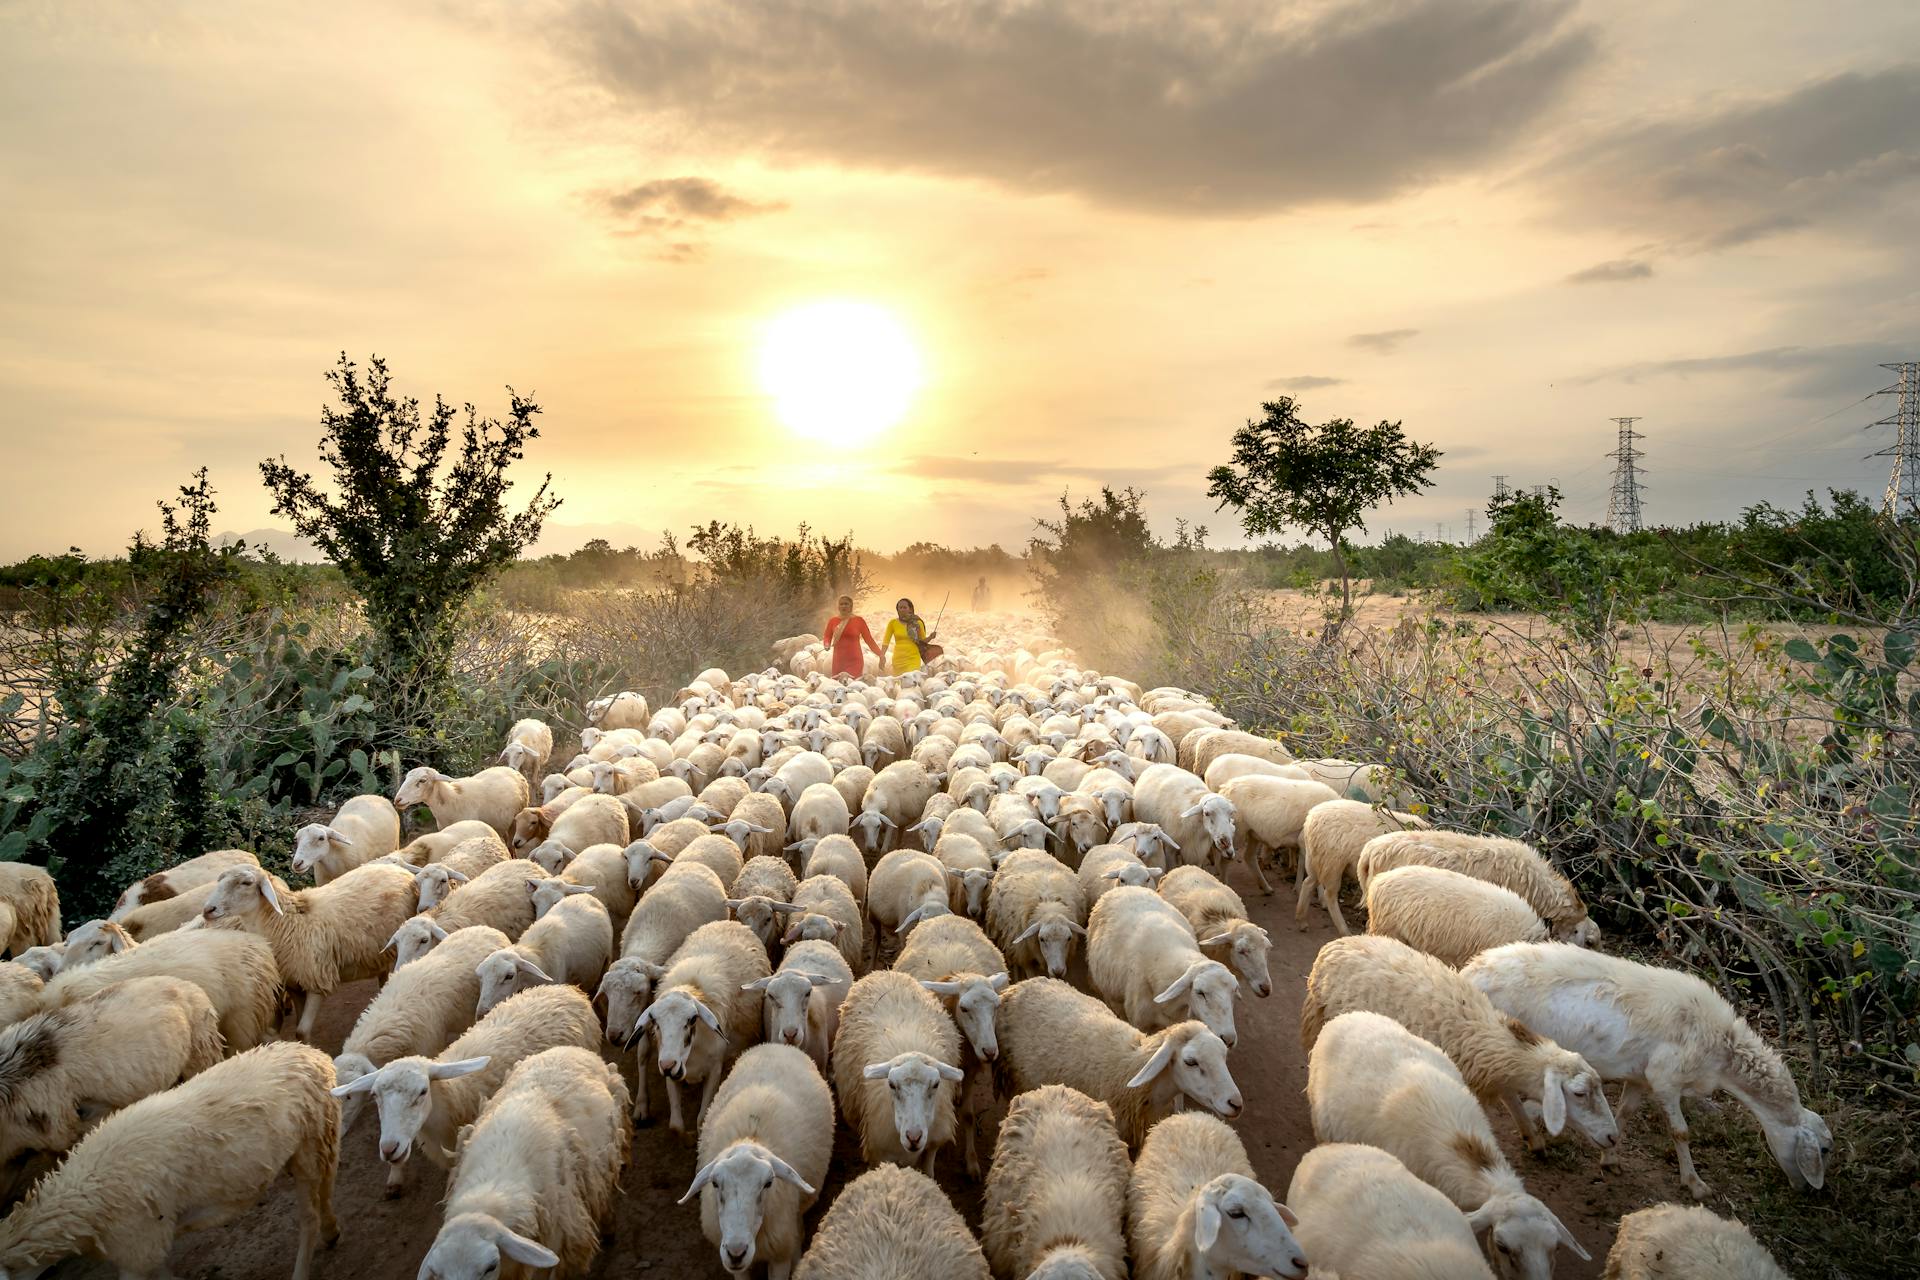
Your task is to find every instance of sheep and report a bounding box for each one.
[396,764,531,839]
[934,831,996,918]
[830,970,964,1175]
[767,754,836,810]
[0,1040,339,1280]
[1296,800,1430,933]
[0,976,224,1196]
[1293,756,1412,806]
[940,804,1002,855]
[722,790,788,863]
[1307,1011,1590,1279]
[1156,865,1274,998]
[1464,941,1833,1199]
[410,837,510,908]
[673,832,747,891]
[108,847,257,921]
[865,760,939,840]
[1187,729,1293,778]
[591,755,661,797]
[290,792,403,885]
[1128,1112,1309,1280]
[1087,886,1239,1046]
[1301,935,1617,1154]
[9,944,60,981]
[788,780,852,848]
[728,854,800,950]
[337,923,510,1132]
[866,849,951,967]
[1358,830,1598,946]
[682,1043,835,1280]
[587,690,652,730]
[474,892,614,1016]
[1077,841,1163,907]
[999,977,1242,1148]
[334,983,601,1196]
[616,777,696,830]
[0,966,40,1026]
[1286,1143,1491,1280]
[417,1045,629,1280]
[782,874,866,976]
[0,863,59,958]
[529,841,636,923]
[1217,774,1340,891]
[700,773,753,817]
[802,833,869,907]
[982,1084,1131,1280]
[429,858,551,939]
[834,764,878,817]
[1202,752,1308,790]
[1131,764,1240,886]
[986,849,1087,980]
[988,791,1050,850]
[635,920,770,1134]
[751,937,854,1078]
[43,926,280,1052]
[388,820,502,868]
[1365,865,1548,966]
[894,912,1010,1178]
[1602,1205,1790,1280]
[509,790,628,858]
[791,1164,989,1280]
[497,716,555,786]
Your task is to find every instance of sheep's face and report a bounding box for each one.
[781,914,843,947]
[909,816,945,851]
[1167,1027,1242,1118]
[412,866,459,912]
[961,783,993,814]
[202,867,278,922]
[419,1211,559,1280]
[1024,784,1064,823]
[585,697,614,725]
[498,742,537,779]
[1198,796,1237,853]
[1057,809,1106,856]
[1193,1174,1307,1280]
[388,916,445,969]
[1472,1191,1587,1280]
[1091,788,1131,829]
[526,840,573,875]
[528,881,570,919]
[850,810,894,854]
[952,869,992,918]
[1207,923,1272,998]
[358,1059,458,1164]
[1153,960,1240,1049]
[863,1051,962,1156]
[757,971,821,1049]
[597,958,665,1049]
[1017,919,1083,980]
[508,809,549,856]
[694,1143,778,1273]
[394,767,441,810]
[945,975,1007,1062]
[730,897,783,949]
[13,944,65,980]
[539,774,570,804]
[61,921,129,970]
[1006,819,1049,851]
[474,949,550,1017]
[290,823,347,876]
[1557,914,1603,948]
[1759,1106,1832,1191]
[644,990,722,1081]
[1538,1060,1616,1149]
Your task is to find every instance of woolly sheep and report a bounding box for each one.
[1602,1205,1790,1280]
[865,760,940,840]
[59,920,141,972]
[1365,865,1548,966]
[672,832,747,891]
[986,849,1087,980]
[935,831,997,918]
[0,1041,339,1280]
[635,920,770,1133]
[728,854,801,950]
[529,841,636,923]
[591,755,662,797]
[108,847,257,922]
[1287,1143,1491,1280]
[0,864,59,959]
[894,912,1010,1177]
[1087,886,1239,1046]
[791,1164,989,1280]
[1217,774,1340,893]
[867,849,951,967]
[408,837,508,908]
[1301,936,1616,1154]
[396,764,531,839]
[1296,800,1429,933]
[290,792,403,885]
[1359,831,1598,947]
[1464,942,1832,1199]
[999,977,1242,1147]
[794,833,868,906]
[683,1043,834,1280]
[586,690,651,730]
[831,970,964,1175]
[334,983,600,1196]
[1201,752,1309,790]
[751,937,854,1079]
[983,1085,1131,1280]
[1131,765,1239,885]
[700,773,753,818]
[1128,1112,1308,1280]
[722,790,788,863]
[416,1045,629,1280]
[1187,729,1292,779]
[8,944,59,981]
[43,926,280,1052]
[1157,864,1274,998]
[389,820,502,868]
[202,861,421,1041]
[511,790,627,858]
[1308,1012,1590,1279]
[987,791,1049,851]
[1078,842,1163,907]
[0,965,39,1024]
[497,716,555,786]
[780,874,865,976]
[474,891,613,1016]
[428,858,550,939]
[1295,756,1411,807]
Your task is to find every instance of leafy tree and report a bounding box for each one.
[1454,487,1660,641]
[260,354,559,757]
[1206,398,1439,620]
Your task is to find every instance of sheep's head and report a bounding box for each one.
[590,762,626,795]
[13,943,66,980]
[960,782,993,814]
[331,1051,379,1134]
[1129,1023,1241,1119]
[411,865,468,912]
[530,879,595,920]
[1189,1174,1308,1280]
[907,816,944,851]
[638,989,723,1081]
[862,1051,963,1157]
[1056,807,1107,856]
[622,841,667,891]
[757,777,795,805]
[585,696,615,725]
[1193,921,1266,996]
[1005,818,1050,851]
[387,915,449,969]
[331,1055,490,1166]
[418,1210,560,1280]
[498,742,537,778]
[202,866,282,922]
[748,969,840,1050]
[1467,1190,1589,1280]
[947,867,993,918]
[539,774,570,804]
[596,958,667,1049]
[1755,1103,1832,1192]
[1152,959,1241,1048]
[1554,911,1603,948]
[1534,1048,1617,1149]
[1179,794,1238,854]
[394,767,444,810]
[1022,782,1065,823]
[508,807,550,855]
[1012,913,1085,979]
[920,972,1009,1062]
[474,948,553,1017]
[290,823,351,876]
[61,920,133,970]
[849,809,896,854]
[679,1139,815,1275]
[728,896,792,949]
[779,912,847,947]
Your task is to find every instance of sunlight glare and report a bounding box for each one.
[757,301,923,445]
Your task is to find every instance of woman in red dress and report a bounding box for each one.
[822,594,881,680]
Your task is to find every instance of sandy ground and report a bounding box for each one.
[45,874,1720,1280]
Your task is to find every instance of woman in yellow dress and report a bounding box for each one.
[879,597,936,676]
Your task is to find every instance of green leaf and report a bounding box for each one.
[1783,637,1819,663]
[271,751,299,769]
[1886,630,1917,670]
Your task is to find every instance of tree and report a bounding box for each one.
[260,354,559,756]
[1206,398,1439,620]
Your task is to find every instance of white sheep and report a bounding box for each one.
[416,1045,629,1280]
[999,976,1242,1148]
[935,831,998,918]
[791,1164,989,1280]
[0,864,59,958]
[385,820,502,869]
[1294,756,1411,806]
[1217,773,1340,893]
[635,919,770,1134]
[1128,1111,1309,1280]
[1603,1204,1790,1280]
[108,848,258,921]
[1464,942,1832,1199]
[721,790,788,863]
[1365,865,1548,966]
[396,764,531,839]
[1201,752,1309,790]
[497,716,555,786]
[682,1043,835,1280]
[1296,800,1430,933]
[1301,935,1617,1154]
[894,912,1010,1178]
[529,841,636,923]
[0,964,39,1025]
[1077,841,1163,908]
[831,970,964,1175]
[587,690,652,730]
[777,874,865,977]
[750,937,854,1079]
[795,833,868,906]
[1186,729,1292,778]
[982,1084,1131,1280]
[728,854,801,950]
[201,861,421,1041]
[1087,886,1240,1046]
[866,849,951,967]
[474,891,613,1015]
[700,773,753,818]
[9,944,61,981]
[403,833,507,892]
[1359,830,1598,946]
[509,790,628,858]
[1156,864,1274,998]
[1307,1011,1590,1279]
[290,792,403,884]
[0,1041,339,1280]
[427,858,550,939]
[863,759,940,843]
[42,926,281,1052]
[986,850,1088,980]
[1286,1143,1491,1280]
[1130,764,1239,886]
[670,832,747,891]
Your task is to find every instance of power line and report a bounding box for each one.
[1871,361,1920,516]
[1605,416,1647,533]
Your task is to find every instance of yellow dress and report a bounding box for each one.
[881,617,923,675]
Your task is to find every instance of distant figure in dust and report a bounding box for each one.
[822,595,881,680]
[880,596,936,676]
[971,576,992,612]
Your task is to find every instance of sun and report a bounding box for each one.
[757,300,924,445]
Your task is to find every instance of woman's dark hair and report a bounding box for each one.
[896,597,914,612]
[837,594,853,607]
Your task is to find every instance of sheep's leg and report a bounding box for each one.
[631,1059,653,1123]
[1603,1082,1642,1170]
[1247,843,1275,895]
[1502,1091,1546,1154]
[1293,869,1317,928]
[695,1072,721,1131]
[665,1077,687,1134]
[1655,1089,1709,1198]
[294,990,324,1042]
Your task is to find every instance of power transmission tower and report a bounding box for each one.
[1436,521,1446,544]
[1605,416,1646,533]
[1465,509,1477,541]
[1491,475,1510,502]
[1872,362,1920,516]
[1530,484,1550,500]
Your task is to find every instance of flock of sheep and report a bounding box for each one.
[0,612,1828,1279]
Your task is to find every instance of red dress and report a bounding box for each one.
[823,615,875,679]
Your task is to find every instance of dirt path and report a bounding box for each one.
[58,883,1701,1280]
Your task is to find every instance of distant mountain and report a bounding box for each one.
[215,528,322,562]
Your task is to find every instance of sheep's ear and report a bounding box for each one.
[691,999,723,1032]
[497,1230,560,1269]
[1127,1036,1178,1088]
[1275,1200,1299,1228]
[1011,922,1042,945]
[1540,1069,1568,1137]
[1066,921,1087,938]
[383,927,407,952]
[515,957,555,984]
[1193,1200,1222,1252]
[1154,964,1200,1004]
[862,1061,893,1080]
[1198,932,1233,948]
[742,977,772,991]
[1465,1202,1498,1232]
[649,851,675,865]
[765,1151,816,1195]
[725,898,745,911]
[920,980,962,996]
[1546,1207,1590,1260]
[258,878,284,914]
[1796,1130,1826,1189]
[446,868,470,883]
[427,1057,491,1081]
[989,972,1011,992]
[330,1072,380,1097]
[936,1061,965,1083]
[326,828,353,848]
[678,1158,720,1204]
[1101,867,1127,880]
[525,880,543,896]
[429,922,450,941]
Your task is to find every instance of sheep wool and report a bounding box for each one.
[831,971,963,1171]
[43,926,280,1053]
[1128,1112,1308,1280]
[1359,829,1596,946]
[1603,1204,1790,1280]
[109,847,258,921]
[1287,1143,1490,1280]
[1364,865,1548,967]
[0,964,42,1025]
[792,1165,989,1280]
[0,863,60,957]
[982,1085,1130,1280]
[1294,799,1429,934]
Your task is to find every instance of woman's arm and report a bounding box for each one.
[859,617,882,655]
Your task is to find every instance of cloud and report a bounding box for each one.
[597,176,787,225]
[1565,257,1653,284]
[887,454,1193,487]
[548,0,1595,215]
[1571,340,1909,400]
[1347,328,1420,354]
[1267,375,1346,391]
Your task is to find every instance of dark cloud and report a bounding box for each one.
[1571,340,1909,401]
[551,1,1595,215]
[1348,328,1420,354]
[598,176,787,225]
[1565,257,1653,284]
[1267,375,1347,391]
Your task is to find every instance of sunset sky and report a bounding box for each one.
[3,1,1917,560]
